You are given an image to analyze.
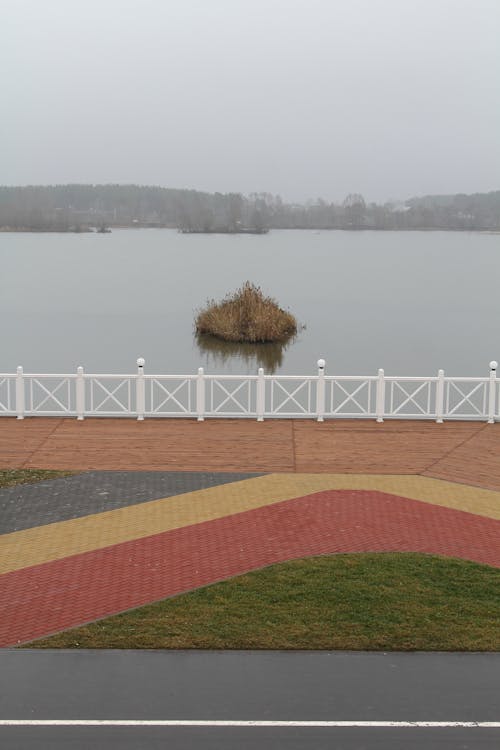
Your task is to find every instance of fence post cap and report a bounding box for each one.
[77,365,84,374]
[258,367,264,375]
[317,358,326,369]
[136,357,145,367]
[16,365,23,374]
[378,368,384,376]
[489,361,498,371]
[198,367,204,375]
[438,368,444,376]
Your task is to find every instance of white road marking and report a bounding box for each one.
[0,720,499,728]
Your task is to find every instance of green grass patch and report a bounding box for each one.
[26,553,500,651]
[0,469,76,489]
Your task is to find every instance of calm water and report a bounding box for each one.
[1,229,499,376]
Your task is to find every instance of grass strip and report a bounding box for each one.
[0,469,76,489]
[26,553,500,651]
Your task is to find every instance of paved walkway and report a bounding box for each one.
[1,470,499,647]
[2,417,500,489]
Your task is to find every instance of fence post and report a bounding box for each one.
[256,368,265,421]
[16,366,25,420]
[76,366,85,420]
[488,360,497,424]
[136,357,145,421]
[197,367,205,421]
[375,369,385,422]
[316,358,326,422]
[435,369,444,423]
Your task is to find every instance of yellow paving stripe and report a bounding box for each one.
[1,474,499,575]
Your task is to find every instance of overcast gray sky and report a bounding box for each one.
[1,0,499,202]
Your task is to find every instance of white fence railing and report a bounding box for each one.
[0,359,498,423]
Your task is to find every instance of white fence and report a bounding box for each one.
[0,359,498,423]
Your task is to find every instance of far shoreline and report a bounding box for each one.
[1,226,498,234]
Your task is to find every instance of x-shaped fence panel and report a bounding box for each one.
[0,377,14,414]
[206,377,255,415]
[327,378,375,417]
[27,377,73,414]
[148,377,194,415]
[268,377,314,416]
[389,379,434,417]
[445,380,488,418]
[88,377,132,414]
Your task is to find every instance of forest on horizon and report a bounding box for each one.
[0,184,499,232]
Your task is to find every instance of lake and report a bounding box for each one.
[1,229,499,377]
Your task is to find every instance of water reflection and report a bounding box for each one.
[195,333,292,374]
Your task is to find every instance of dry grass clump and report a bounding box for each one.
[195,282,297,343]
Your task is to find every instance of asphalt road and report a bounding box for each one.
[0,650,499,749]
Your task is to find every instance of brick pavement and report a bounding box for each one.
[2,418,500,490]
[0,470,262,535]
[0,471,499,647]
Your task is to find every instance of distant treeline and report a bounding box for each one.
[0,184,499,232]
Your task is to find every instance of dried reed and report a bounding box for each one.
[195,282,297,343]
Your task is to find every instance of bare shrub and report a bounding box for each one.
[195,282,298,343]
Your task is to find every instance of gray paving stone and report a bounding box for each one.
[0,471,264,535]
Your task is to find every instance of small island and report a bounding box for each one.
[179,227,268,234]
[195,282,297,343]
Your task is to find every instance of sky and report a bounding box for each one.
[1,0,499,203]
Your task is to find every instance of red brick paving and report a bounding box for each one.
[4,418,500,491]
[1,489,499,647]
